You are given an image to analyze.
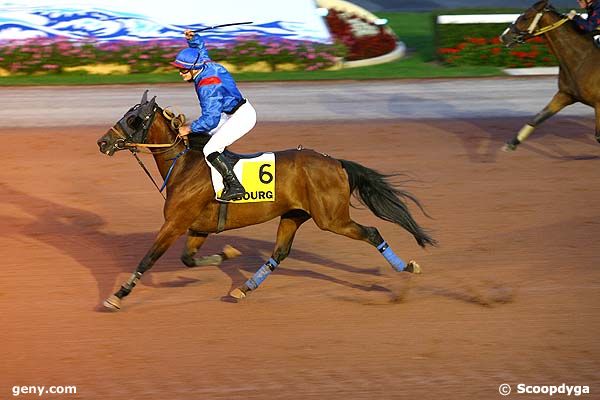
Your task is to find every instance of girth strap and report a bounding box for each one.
[217,202,228,233]
[186,203,228,236]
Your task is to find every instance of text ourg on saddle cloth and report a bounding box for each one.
[209,153,275,203]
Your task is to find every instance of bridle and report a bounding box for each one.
[109,100,189,199]
[503,5,569,44]
[109,104,186,152]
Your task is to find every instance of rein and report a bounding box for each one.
[530,14,569,36]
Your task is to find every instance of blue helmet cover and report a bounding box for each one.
[171,48,208,70]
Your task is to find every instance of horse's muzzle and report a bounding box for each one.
[97,139,122,156]
[97,135,128,156]
[499,31,514,47]
[97,139,112,155]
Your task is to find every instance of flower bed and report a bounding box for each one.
[435,20,557,67]
[0,36,347,75]
[325,9,397,61]
[0,6,401,76]
[438,36,557,67]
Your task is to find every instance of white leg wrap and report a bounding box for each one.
[517,124,536,142]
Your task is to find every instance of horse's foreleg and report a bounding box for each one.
[103,221,185,311]
[503,91,574,151]
[181,231,242,267]
[230,212,309,299]
[181,232,209,267]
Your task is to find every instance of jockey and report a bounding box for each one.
[568,0,600,32]
[172,29,257,202]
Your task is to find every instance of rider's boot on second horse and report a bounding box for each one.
[207,151,245,201]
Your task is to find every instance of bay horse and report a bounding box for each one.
[97,91,436,310]
[501,0,600,151]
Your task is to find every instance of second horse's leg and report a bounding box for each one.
[230,211,309,299]
[503,91,574,151]
[103,221,185,311]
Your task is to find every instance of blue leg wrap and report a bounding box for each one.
[245,258,279,291]
[377,241,406,272]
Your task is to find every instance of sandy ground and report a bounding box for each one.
[1,118,599,399]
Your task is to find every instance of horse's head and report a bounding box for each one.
[500,0,559,47]
[97,90,158,156]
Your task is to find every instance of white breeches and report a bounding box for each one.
[203,100,257,157]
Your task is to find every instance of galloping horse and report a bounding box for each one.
[501,0,600,151]
[97,91,436,310]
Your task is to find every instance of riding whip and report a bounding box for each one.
[192,21,253,33]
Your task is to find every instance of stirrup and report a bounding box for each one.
[219,190,244,201]
[219,182,245,201]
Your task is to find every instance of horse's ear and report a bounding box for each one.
[141,90,149,104]
[141,96,156,114]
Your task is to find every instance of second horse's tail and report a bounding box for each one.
[340,159,437,248]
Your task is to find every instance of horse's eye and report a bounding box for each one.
[127,116,141,129]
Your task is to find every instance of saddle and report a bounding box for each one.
[585,30,600,48]
[223,149,266,163]
[187,133,266,162]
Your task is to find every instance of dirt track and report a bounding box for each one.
[1,118,599,399]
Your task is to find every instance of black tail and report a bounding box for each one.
[340,159,437,248]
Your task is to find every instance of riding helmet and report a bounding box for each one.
[171,48,208,70]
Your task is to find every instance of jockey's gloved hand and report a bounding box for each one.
[567,9,578,19]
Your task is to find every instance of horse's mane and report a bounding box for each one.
[154,104,211,151]
[541,4,597,48]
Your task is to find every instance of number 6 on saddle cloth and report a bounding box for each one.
[208,150,275,203]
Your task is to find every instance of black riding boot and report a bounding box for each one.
[207,152,245,201]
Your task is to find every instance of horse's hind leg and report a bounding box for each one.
[503,91,574,151]
[103,221,185,311]
[315,216,420,274]
[180,230,241,268]
[230,211,310,299]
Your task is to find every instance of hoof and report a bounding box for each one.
[502,142,517,152]
[229,286,248,299]
[405,260,422,274]
[103,295,121,311]
[222,245,242,260]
